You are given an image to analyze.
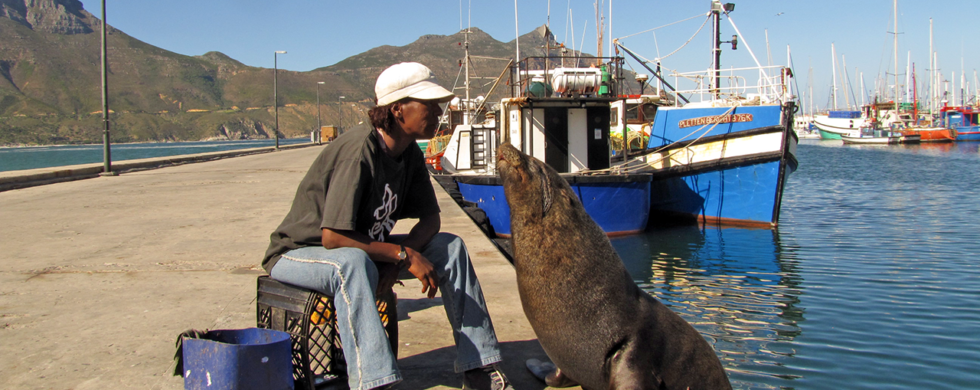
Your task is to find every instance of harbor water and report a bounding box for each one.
[0,138,311,173]
[612,140,980,389]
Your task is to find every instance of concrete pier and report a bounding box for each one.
[0,145,565,389]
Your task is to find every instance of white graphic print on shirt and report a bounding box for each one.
[368,183,398,241]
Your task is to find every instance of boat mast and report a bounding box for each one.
[608,0,613,58]
[831,43,838,110]
[595,0,604,66]
[514,0,520,67]
[711,0,722,99]
[854,68,867,107]
[841,55,851,109]
[893,0,899,116]
[929,18,934,115]
[464,27,471,125]
[809,63,814,117]
[906,52,911,104]
[913,63,918,121]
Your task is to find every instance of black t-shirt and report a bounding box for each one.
[262,126,440,272]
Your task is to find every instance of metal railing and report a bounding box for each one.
[665,64,795,106]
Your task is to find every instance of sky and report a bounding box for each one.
[77,0,980,111]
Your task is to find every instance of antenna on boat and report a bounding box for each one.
[711,0,736,99]
[595,1,603,66]
[514,0,520,65]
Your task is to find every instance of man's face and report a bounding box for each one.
[396,98,444,140]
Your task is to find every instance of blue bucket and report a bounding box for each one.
[182,328,294,390]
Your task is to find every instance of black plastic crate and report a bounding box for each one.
[256,276,397,390]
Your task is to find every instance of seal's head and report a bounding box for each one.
[497,143,564,227]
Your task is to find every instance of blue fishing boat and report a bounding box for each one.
[634,103,797,227]
[613,0,798,228]
[941,106,980,141]
[445,55,653,236]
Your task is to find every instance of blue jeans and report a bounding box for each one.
[270,232,503,390]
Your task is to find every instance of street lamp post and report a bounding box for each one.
[99,0,115,176]
[316,81,325,145]
[338,95,345,133]
[273,50,287,149]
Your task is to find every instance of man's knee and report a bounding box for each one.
[332,248,379,282]
[429,232,465,251]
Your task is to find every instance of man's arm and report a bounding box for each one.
[321,214,442,298]
[401,212,440,253]
[321,228,401,264]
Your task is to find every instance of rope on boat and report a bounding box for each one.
[615,13,710,41]
[614,15,711,66]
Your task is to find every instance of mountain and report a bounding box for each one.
[0,0,593,145]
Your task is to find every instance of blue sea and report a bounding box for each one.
[0,138,312,173]
[612,140,980,389]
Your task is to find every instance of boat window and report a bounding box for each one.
[610,107,619,126]
[625,104,640,121]
[642,105,658,121]
[450,111,464,127]
[624,103,658,122]
[971,113,979,126]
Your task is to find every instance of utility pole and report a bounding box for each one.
[273,50,287,150]
[316,81,324,145]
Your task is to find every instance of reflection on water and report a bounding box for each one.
[911,141,980,155]
[612,226,804,388]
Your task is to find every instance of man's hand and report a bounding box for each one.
[404,247,440,299]
[374,261,403,296]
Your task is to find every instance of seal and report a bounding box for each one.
[497,143,732,390]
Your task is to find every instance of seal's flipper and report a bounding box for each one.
[526,358,579,388]
[606,345,666,390]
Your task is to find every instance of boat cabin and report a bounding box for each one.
[941,106,980,128]
[440,57,625,175]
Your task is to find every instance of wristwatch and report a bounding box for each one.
[396,245,408,267]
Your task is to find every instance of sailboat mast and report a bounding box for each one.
[913,63,918,120]
[893,0,899,115]
[930,18,934,114]
[841,55,851,109]
[809,63,814,117]
[906,51,911,103]
[854,68,868,107]
[831,43,838,110]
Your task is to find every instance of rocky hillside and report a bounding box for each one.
[0,0,594,145]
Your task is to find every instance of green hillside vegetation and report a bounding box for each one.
[0,0,600,146]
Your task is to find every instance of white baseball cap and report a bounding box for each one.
[375,62,455,106]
